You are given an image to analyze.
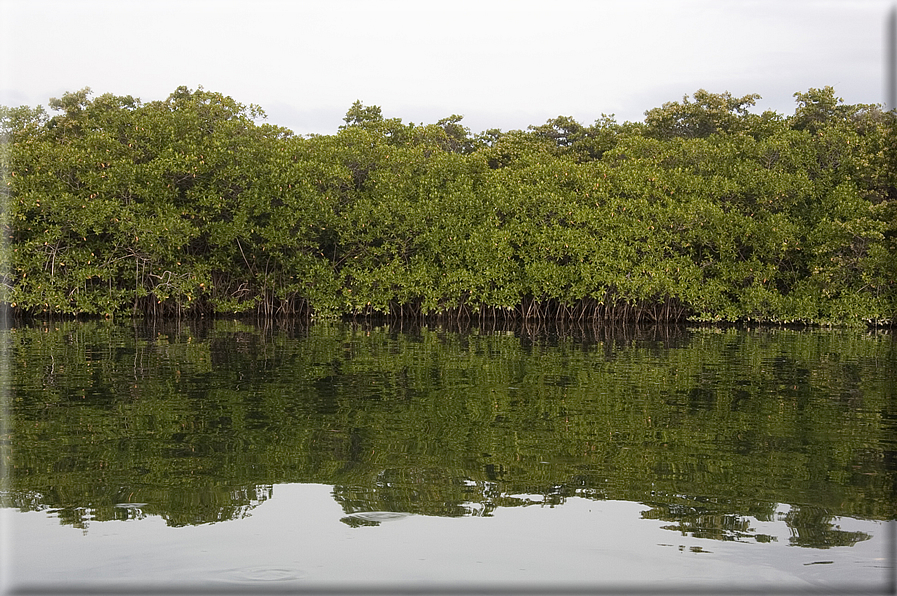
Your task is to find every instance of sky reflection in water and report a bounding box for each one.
[4,484,892,592]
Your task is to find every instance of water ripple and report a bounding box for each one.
[216,566,308,583]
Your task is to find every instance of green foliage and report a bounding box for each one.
[644,89,762,140]
[341,100,383,129]
[2,87,895,325]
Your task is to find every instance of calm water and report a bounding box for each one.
[1,320,895,594]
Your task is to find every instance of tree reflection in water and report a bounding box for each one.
[4,320,895,553]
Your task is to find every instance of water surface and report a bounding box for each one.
[1,320,894,593]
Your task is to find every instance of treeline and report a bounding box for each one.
[1,86,895,325]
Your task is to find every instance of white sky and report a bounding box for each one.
[0,0,892,136]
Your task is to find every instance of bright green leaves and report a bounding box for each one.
[790,86,860,134]
[644,89,762,140]
[3,88,895,324]
[341,100,383,129]
[3,87,276,316]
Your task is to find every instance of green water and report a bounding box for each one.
[1,320,895,592]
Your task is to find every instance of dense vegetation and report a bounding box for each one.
[6,321,895,542]
[2,86,895,325]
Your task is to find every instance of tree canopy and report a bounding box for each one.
[2,87,895,326]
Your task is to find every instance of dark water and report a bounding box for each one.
[1,320,895,593]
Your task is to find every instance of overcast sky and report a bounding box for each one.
[0,0,892,136]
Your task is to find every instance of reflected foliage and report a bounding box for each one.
[3,321,895,549]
